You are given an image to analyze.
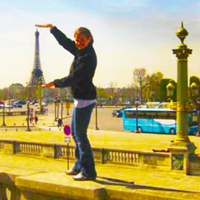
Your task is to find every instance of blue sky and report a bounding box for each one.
[0,0,200,88]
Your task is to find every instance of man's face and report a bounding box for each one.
[74,34,91,49]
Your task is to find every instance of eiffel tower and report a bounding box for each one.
[28,29,45,87]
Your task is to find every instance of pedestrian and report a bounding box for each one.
[34,115,38,124]
[35,24,97,181]
[57,118,63,128]
[29,114,33,124]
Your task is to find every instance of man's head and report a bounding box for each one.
[74,27,93,49]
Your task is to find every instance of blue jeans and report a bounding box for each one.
[71,103,97,178]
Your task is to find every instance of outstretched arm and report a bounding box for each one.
[43,81,54,88]
[35,24,55,29]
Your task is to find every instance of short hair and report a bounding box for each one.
[74,27,94,44]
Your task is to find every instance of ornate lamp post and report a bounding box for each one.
[190,82,200,136]
[135,97,140,133]
[26,98,31,131]
[168,22,197,174]
[2,99,6,127]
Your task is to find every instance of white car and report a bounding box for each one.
[0,104,13,109]
[35,102,48,107]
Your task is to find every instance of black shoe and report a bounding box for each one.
[73,172,96,181]
[66,169,79,175]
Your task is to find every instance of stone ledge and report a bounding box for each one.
[0,167,44,200]
[14,171,200,200]
[105,187,200,200]
[15,172,105,200]
[0,167,41,185]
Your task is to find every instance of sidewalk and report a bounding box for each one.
[0,153,199,200]
[0,114,200,199]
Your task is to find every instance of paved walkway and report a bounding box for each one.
[0,153,199,199]
[0,114,199,199]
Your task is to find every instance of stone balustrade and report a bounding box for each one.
[0,139,199,176]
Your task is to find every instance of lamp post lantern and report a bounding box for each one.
[190,82,199,100]
[166,80,175,100]
[190,82,200,136]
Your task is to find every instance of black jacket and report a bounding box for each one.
[50,27,97,100]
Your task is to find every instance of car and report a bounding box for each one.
[13,103,23,108]
[112,108,124,118]
[35,102,48,107]
[0,104,13,109]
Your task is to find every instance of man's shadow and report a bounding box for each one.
[95,176,195,194]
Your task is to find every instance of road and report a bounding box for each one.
[47,104,124,132]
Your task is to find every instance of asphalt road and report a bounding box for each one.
[47,104,124,132]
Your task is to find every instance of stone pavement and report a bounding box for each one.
[0,152,199,199]
[0,114,200,199]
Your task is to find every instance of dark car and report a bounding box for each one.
[13,102,23,108]
[112,108,124,118]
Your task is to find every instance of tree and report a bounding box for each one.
[108,81,118,105]
[133,68,147,104]
[144,72,163,102]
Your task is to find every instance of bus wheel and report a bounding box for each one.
[169,128,176,135]
[137,127,143,133]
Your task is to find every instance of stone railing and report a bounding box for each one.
[0,139,199,175]
[0,139,170,171]
[0,139,199,200]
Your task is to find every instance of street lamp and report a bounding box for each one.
[168,23,196,173]
[190,82,199,100]
[166,80,175,108]
[135,97,140,133]
[190,82,200,137]
[166,80,175,100]
[2,99,6,127]
[26,98,31,131]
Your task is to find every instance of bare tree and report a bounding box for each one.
[133,68,147,104]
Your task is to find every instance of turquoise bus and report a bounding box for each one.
[123,108,198,135]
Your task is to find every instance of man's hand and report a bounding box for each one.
[43,81,54,88]
[35,24,54,29]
